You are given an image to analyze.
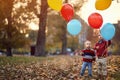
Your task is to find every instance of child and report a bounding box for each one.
[80,40,95,77]
[94,34,111,80]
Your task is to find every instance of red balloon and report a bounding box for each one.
[88,13,103,29]
[61,4,74,22]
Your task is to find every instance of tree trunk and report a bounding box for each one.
[61,0,68,54]
[6,17,13,56]
[6,0,14,56]
[35,0,48,56]
[61,26,67,54]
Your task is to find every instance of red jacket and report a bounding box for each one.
[94,39,111,57]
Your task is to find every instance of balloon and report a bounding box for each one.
[67,19,82,35]
[88,13,103,29]
[100,23,115,40]
[95,0,112,10]
[47,0,62,11]
[61,4,74,21]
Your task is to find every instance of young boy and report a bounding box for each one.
[80,40,95,77]
[94,34,111,80]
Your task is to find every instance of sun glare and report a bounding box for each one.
[29,22,39,30]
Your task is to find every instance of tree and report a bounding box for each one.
[47,12,65,50]
[112,22,120,53]
[0,0,30,56]
[61,24,67,54]
[0,0,15,56]
[23,0,49,56]
[35,0,48,56]
[60,0,68,54]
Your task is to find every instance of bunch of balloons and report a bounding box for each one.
[88,0,115,40]
[47,0,115,40]
[47,0,82,36]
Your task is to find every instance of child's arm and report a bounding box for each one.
[74,49,80,55]
[79,50,84,56]
[94,43,99,50]
[91,49,96,61]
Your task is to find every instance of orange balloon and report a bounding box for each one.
[95,0,112,10]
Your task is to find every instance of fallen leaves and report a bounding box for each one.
[0,55,120,80]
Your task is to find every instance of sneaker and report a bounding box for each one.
[80,73,83,76]
[88,74,92,77]
[88,74,92,79]
[80,73,83,78]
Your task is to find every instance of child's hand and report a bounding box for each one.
[92,61,96,65]
[80,52,84,56]
[96,46,99,49]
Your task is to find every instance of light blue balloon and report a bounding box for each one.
[100,23,115,40]
[67,19,82,35]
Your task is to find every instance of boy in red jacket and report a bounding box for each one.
[94,34,111,80]
[80,40,95,77]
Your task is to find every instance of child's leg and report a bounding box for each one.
[80,62,87,76]
[102,58,107,80]
[88,62,92,76]
[96,59,102,79]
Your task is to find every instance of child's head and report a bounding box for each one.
[98,31,103,39]
[98,34,103,39]
[84,40,91,49]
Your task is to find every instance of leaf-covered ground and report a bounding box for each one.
[0,55,120,80]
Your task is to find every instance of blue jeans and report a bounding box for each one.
[80,62,92,76]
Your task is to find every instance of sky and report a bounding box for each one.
[80,0,120,24]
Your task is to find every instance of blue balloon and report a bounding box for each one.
[100,23,115,40]
[67,19,82,35]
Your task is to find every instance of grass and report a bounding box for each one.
[0,56,54,65]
